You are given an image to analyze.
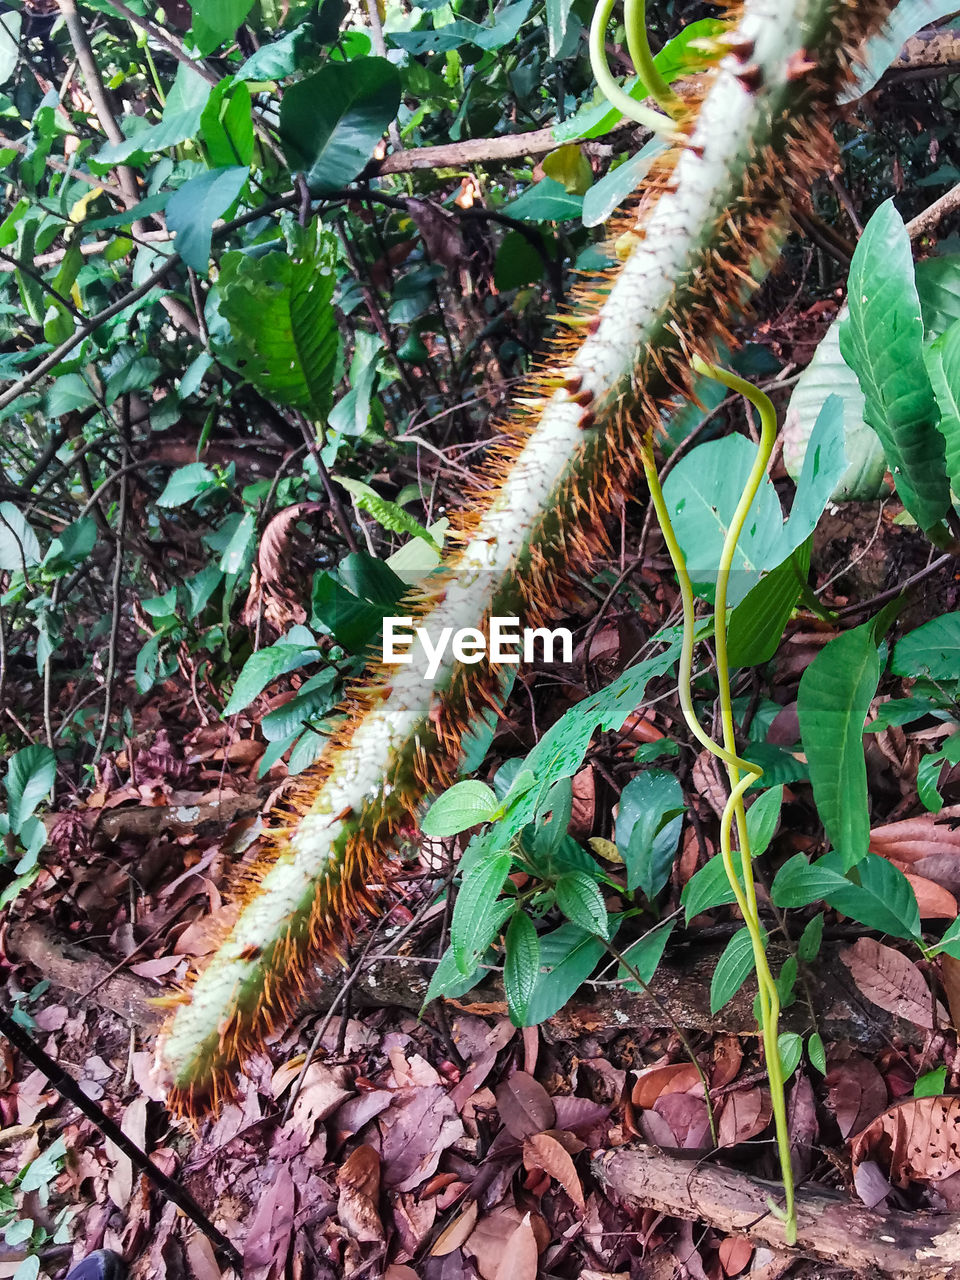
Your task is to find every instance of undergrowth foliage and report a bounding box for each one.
[2,0,960,1258]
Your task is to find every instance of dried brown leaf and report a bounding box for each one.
[465,1209,548,1280]
[718,1236,754,1277]
[493,1213,539,1280]
[717,1088,771,1149]
[904,873,958,920]
[825,1051,888,1139]
[244,1167,296,1277]
[632,1063,701,1109]
[495,1071,556,1139]
[432,1201,478,1256]
[570,767,596,839]
[941,953,960,1030]
[337,1146,384,1243]
[522,1131,585,1210]
[840,937,947,1029]
[851,1096,960,1184]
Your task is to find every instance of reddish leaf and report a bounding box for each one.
[825,1051,888,1140]
[653,1092,711,1150]
[337,1145,383,1243]
[904,873,958,920]
[631,1063,701,1109]
[787,1074,818,1181]
[717,1088,771,1148]
[523,1131,585,1209]
[718,1235,754,1276]
[840,937,946,1029]
[940,953,960,1030]
[466,1209,548,1280]
[570,767,596,839]
[244,1167,296,1277]
[495,1071,556,1139]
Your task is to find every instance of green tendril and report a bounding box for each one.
[588,0,679,138]
[623,0,680,117]
[641,355,796,1245]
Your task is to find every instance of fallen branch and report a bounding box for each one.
[592,1144,960,1278]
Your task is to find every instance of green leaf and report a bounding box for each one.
[778,1031,803,1080]
[782,395,848,548]
[615,769,684,899]
[821,850,921,940]
[40,517,97,574]
[523,920,615,1024]
[745,784,785,859]
[545,0,575,57]
[924,317,960,496]
[501,177,583,223]
[219,510,255,575]
[0,502,40,571]
[710,926,758,1013]
[4,745,56,837]
[808,1032,826,1074]
[682,856,741,922]
[280,59,401,192]
[865,695,944,733]
[797,912,824,963]
[581,139,666,228]
[218,221,340,420]
[797,623,880,870]
[200,79,254,168]
[156,463,217,506]
[451,854,512,973]
[555,871,608,937]
[917,732,960,813]
[0,11,21,87]
[222,640,319,716]
[892,612,960,681]
[422,943,485,1007]
[421,780,500,838]
[839,199,950,533]
[771,853,851,908]
[617,920,674,992]
[337,478,438,547]
[261,670,339,742]
[504,912,540,1025]
[915,1066,948,1098]
[192,0,256,55]
[542,144,593,195]
[167,166,248,273]
[916,253,960,340]
[727,540,811,669]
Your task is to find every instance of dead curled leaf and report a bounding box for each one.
[494,1213,540,1280]
[851,1096,960,1186]
[337,1145,384,1243]
[495,1071,556,1139]
[717,1088,772,1149]
[825,1051,888,1140]
[432,1200,479,1256]
[465,1208,549,1280]
[632,1063,701,1109]
[839,937,947,1029]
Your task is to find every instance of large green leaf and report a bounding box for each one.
[797,624,880,870]
[167,166,248,272]
[218,220,340,420]
[0,501,40,571]
[710,926,757,1013]
[784,310,887,500]
[4,745,55,837]
[280,59,401,192]
[523,920,617,1025]
[892,613,960,680]
[923,317,960,495]
[192,0,256,56]
[839,199,950,533]
[819,851,921,940]
[916,254,960,339]
[614,769,683,899]
[200,79,254,168]
[727,538,811,669]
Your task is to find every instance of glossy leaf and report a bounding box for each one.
[615,769,684,898]
[839,199,949,533]
[555,871,608,937]
[166,166,248,272]
[727,539,811,668]
[843,0,960,100]
[280,59,401,192]
[218,221,340,420]
[523,920,616,1025]
[797,623,880,870]
[451,855,513,973]
[617,920,674,991]
[923,318,960,495]
[421,780,500,837]
[222,639,319,716]
[4,745,56,836]
[710,927,758,1013]
[892,613,960,681]
[192,0,256,56]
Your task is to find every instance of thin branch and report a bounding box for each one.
[0,1006,242,1271]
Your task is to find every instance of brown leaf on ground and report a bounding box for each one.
[493,1212,539,1280]
[185,1231,222,1280]
[378,1085,464,1192]
[787,1074,818,1180]
[495,1071,556,1139]
[904,873,958,919]
[850,1096,960,1185]
[717,1088,771,1148]
[825,1050,888,1139]
[941,953,960,1029]
[840,937,947,1028]
[244,1166,296,1279]
[711,1037,744,1089]
[384,1269,420,1280]
[570,767,596,839]
[432,1200,478,1256]
[522,1131,586,1209]
[870,814,960,861]
[718,1235,754,1276]
[632,1063,701,1109]
[465,1208,549,1280]
[337,1145,384,1243]
[652,1092,712,1150]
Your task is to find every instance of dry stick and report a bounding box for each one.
[0,1006,243,1271]
[93,433,129,764]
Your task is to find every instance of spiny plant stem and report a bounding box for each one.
[642,357,796,1244]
